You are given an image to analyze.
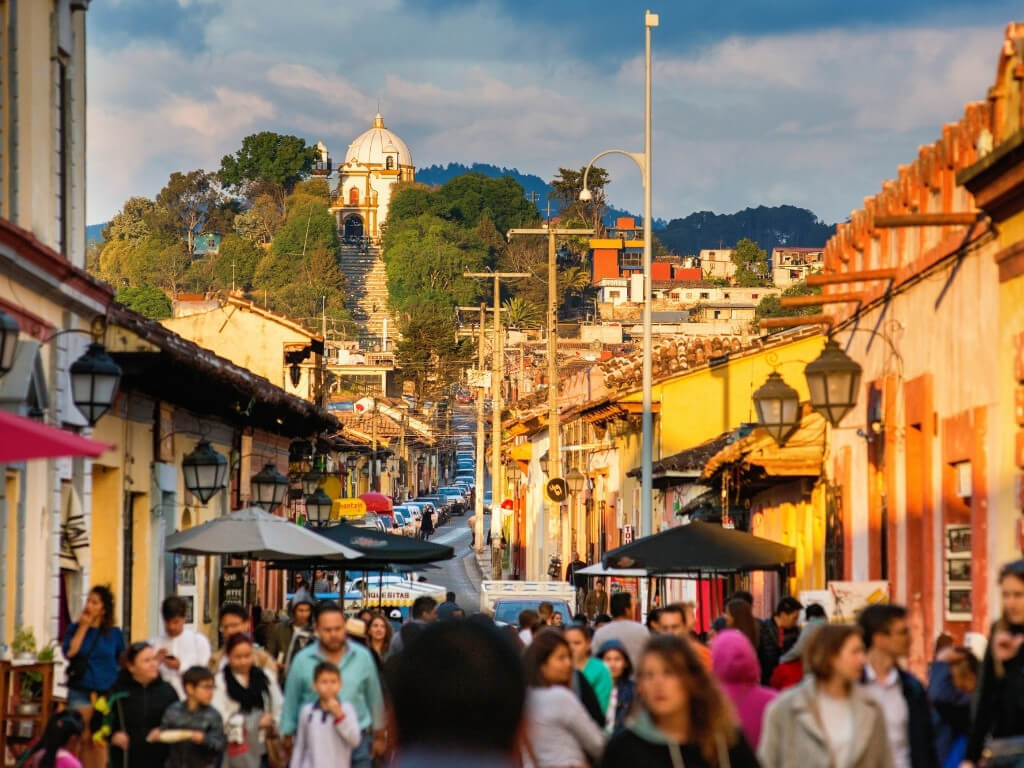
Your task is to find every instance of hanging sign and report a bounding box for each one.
[545,478,567,503]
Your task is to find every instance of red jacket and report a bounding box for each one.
[769,658,803,690]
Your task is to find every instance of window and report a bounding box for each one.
[723,292,730,299]
[385,156,394,170]
[349,187,359,205]
[713,310,721,319]
[752,293,759,299]
[700,292,709,299]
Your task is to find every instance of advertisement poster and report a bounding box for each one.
[219,565,246,607]
[827,580,890,622]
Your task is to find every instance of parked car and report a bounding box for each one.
[393,509,413,536]
[395,504,421,536]
[378,514,398,535]
[438,487,467,515]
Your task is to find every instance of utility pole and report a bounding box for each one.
[506,227,592,579]
[464,271,529,574]
[458,304,489,553]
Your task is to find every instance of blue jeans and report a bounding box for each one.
[352,731,372,768]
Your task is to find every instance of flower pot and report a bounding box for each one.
[16,702,40,715]
[14,652,35,662]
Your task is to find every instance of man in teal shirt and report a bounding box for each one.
[281,602,385,768]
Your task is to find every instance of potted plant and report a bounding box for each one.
[11,625,36,662]
[18,670,43,713]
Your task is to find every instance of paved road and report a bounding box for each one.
[426,513,485,613]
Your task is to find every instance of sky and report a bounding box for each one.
[87,0,1021,227]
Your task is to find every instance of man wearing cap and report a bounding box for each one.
[268,595,314,684]
[386,596,438,659]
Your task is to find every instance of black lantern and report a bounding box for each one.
[346,454,359,472]
[301,468,324,496]
[70,342,122,426]
[181,439,228,504]
[0,308,19,377]
[804,338,863,428]
[305,488,333,526]
[539,451,550,476]
[752,371,801,445]
[251,463,289,512]
[566,467,585,495]
[507,459,522,483]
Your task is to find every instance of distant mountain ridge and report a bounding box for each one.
[414,162,668,228]
[656,205,835,256]
[87,222,105,244]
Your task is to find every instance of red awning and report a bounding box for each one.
[0,409,112,462]
[358,492,394,513]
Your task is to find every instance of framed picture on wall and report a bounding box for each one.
[946,587,971,620]
[947,558,971,583]
[945,525,972,555]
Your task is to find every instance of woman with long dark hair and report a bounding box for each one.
[963,559,1024,767]
[725,598,760,654]
[61,585,126,768]
[23,710,84,768]
[597,640,635,734]
[212,633,283,768]
[99,641,179,768]
[522,628,607,766]
[367,614,393,665]
[600,634,759,768]
[758,624,891,768]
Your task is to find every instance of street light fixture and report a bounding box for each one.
[251,463,289,513]
[301,468,323,496]
[539,451,550,477]
[566,467,586,496]
[181,439,228,504]
[804,339,863,428]
[304,488,333,527]
[579,8,658,540]
[0,308,19,377]
[69,342,123,426]
[752,372,801,445]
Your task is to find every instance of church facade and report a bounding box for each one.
[328,113,414,241]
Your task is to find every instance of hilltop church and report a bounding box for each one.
[325,113,415,242]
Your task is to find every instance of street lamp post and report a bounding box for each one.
[579,9,658,539]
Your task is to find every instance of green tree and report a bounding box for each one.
[434,173,539,234]
[731,237,771,287]
[150,170,224,252]
[549,166,610,234]
[755,281,822,330]
[502,296,543,329]
[207,233,261,291]
[102,196,155,242]
[291,177,332,204]
[219,132,317,194]
[395,300,471,399]
[385,182,436,228]
[235,193,285,245]
[116,285,172,320]
[265,244,349,323]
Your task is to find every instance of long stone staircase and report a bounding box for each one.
[338,241,396,349]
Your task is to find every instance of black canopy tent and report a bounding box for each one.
[600,520,797,631]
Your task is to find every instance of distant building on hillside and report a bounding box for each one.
[591,217,701,284]
[699,249,736,281]
[771,247,824,287]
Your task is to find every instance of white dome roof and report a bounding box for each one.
[344,114,412,168]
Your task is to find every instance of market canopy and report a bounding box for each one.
[359,492,393,513]
[165,507,363,561]
[0,409,112,462]
[265,522,455,569]
[602,520,796,574]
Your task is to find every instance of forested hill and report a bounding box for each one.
[415,162,667,227]
[657,205,835,255]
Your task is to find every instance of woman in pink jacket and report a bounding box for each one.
[711,629,778,749]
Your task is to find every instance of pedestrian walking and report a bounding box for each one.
[290,662,361,768]
[584,581,608,621]
[22,710,84,768]
[61,585,126,768]
[518,609,540,647]
[291,574,314,607]
[565,552,588,615]
[928,646,977,768]
[279,602,385,768]
[522,629,607,767]
[566,624,613,714]
[420,506,434,540]
[600,634,759,768]
[156,665,226,768]
[437,591,461,621]
[758,623,892,768]
[596,640,635,735]
[267,597,315,684]
[963,559,1024,767]
[313,570,331,594]
[366,614,393,666]
[98,641,180,768]
[386,620,526,767]
[591,592,650,672]
[711,629,778,750]
[211,604,279,682]
[769,620,824,691]
[757,597,802,686]
[857,604,937,768]
[726,598,761,656]
[212,633,284,768]
[151,595,212,699]
[386,596,438,658]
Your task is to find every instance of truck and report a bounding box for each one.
[480,581,577,626]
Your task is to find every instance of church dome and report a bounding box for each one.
[344,113,412,169]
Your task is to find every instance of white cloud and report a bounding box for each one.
[87,7,1005,229]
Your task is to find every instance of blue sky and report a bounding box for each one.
[87,0,1020,228]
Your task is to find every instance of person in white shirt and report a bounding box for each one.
[151,594,212,699]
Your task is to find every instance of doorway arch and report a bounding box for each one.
[344,215,364,240]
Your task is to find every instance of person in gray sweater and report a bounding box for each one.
[156,666,226,768]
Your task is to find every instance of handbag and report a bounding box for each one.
[65,627,101,689]
[264,728,288,768]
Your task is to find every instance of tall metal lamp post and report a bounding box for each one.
[579,9,658,539]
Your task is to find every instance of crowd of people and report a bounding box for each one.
[18,557,1024,767]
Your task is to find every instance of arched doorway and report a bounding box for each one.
[344,215,364,240]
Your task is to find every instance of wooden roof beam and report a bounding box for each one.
[872,212,981,227]
[779,292,864,308]
[806,268,897,286]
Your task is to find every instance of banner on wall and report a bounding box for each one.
[800,581,889,622]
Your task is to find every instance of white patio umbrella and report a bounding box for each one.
[165,506,363,561]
